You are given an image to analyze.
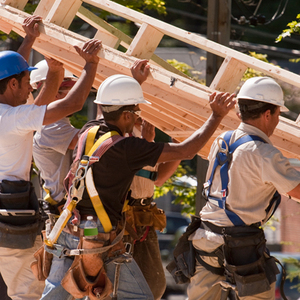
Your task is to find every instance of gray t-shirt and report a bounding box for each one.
[33,117,79,202]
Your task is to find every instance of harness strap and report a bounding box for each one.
[86,168,112,233]
[64,126,124,229]
[43,187,58,206]
[205,131,281,226]
[194,247,225,276]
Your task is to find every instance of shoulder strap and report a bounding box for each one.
[84,126,124,233]
[205,131,267,226]
[64,126,124,233]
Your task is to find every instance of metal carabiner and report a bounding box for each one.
[216,136,229,154]
[70,156,91,202]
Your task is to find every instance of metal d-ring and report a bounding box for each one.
[216,136,229,154]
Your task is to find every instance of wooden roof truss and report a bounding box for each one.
[0,0,300,159]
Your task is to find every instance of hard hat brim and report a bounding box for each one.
[28,66,37,72]
[280,105,289,112]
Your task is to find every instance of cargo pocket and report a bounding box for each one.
[225,256,270,297]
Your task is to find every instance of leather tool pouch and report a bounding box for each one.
[61,229,125,300]
[30,231,53,281]
[126,203,166,232]
[61,255,113,300]
[166,216,201,284]
[0,180,43,249]
[223,226,279,297]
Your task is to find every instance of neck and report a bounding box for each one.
[243,119,269,136]
[106,119,126,136]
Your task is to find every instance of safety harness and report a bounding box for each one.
[203,130,281,226]
[63,125,125,232]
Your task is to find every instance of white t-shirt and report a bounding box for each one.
[200,122,300,226]
[33,118,79,202]
[0,103,46,181]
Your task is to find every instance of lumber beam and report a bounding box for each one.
[210,56,248,93]
[84,0,300,89]
[126,23,164,59]
[94,29,120,49]
[0,19,12,34]
[0,0,28,10]
[76,6,190,78]
[35,0,82,29]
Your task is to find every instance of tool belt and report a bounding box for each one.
[61,234,113,300]
[167,218,280,297]
[128,196,153,206]
[61,227,126,300]
[222,225,279,297]
[166,215,201,284]
[125,202,166,237]
[31,230,53,281]
[0,180,43,249]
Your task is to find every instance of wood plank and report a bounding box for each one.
[126,23,164,59]
[94,29,120,49]
[1,4,300,159]
[0,0,28,10]
[77,6,131,48]
[40,0,82,29]
[76,6,190,79]
[83,0,300,89]
[34,0,55,19]
[0,19,12,34]
[210,56,248,93]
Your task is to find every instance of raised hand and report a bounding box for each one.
[209,92,236,119]
[131,59,150,85]
[74,39,102,65]
[22,15,42,39]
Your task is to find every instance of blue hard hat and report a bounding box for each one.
[0,50,37,80]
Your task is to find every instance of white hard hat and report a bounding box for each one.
[94,74,150,108]
[30,60,77,89]
[237,77,288,111]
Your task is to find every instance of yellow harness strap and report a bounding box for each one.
[43,187,58,206]
[84,126,120,233]
[85,126,119,156]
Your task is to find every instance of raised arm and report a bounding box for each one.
[17,15,42,62]
[34,58,64,106]
[157,92,236,163]
[43,39,102,125]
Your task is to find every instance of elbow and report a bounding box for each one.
[154,179,165,187]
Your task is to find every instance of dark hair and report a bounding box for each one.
[0,71,26,95]
[102,104,136,121]
[238,99,278,121]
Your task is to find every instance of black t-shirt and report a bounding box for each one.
[74,119,164,226]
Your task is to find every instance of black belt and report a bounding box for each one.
[201,220,260,235]
[128,196,153,206]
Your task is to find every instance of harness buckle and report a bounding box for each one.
[71,155,91,203]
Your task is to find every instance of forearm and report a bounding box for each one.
[43,61,98,125]
[17,35,36,62]
[155,160,181,186]
[157,113,222,163]
[34,70,63,106]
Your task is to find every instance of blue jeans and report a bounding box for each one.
[41,225,153,300]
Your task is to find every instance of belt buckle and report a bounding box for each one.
[140,198,147,206]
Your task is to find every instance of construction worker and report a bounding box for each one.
[43,59,235,300]
[185,77,300,300]
[124,116,181,300]
[0,11,101,299]
[31,60,79,216]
